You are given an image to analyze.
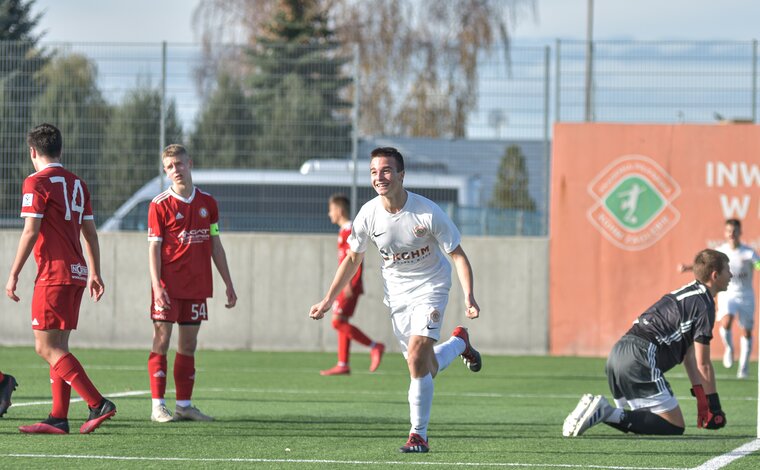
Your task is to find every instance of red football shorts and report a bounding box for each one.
[150,297,209,323]
[31,285,85,330]
[332,292,359,318]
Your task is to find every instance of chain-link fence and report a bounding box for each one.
[1,40,757,236]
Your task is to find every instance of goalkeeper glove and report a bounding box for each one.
[705,393,726,430]
[690,385,709,428]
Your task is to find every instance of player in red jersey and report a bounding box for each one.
[147,144,237,423]
[320,194,384,376]
[0,371,18,417]
[5,123,115,434]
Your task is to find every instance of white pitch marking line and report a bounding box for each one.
[193,387,757,402]
[11,390,150,408]
[691,439,760,470]
[0,454,687,469]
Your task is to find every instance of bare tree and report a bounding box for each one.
[192,0,536,137]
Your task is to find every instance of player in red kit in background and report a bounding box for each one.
[147,144,237,423]
[5,123,115,434]
[320,194,384,376]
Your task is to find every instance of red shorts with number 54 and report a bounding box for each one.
[150,296,209,323]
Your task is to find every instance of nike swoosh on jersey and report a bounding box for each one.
[372,231,386,238]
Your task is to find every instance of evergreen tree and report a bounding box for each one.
[31,53,111,216]
[246,0,351,169]
[103,80,183,216]
[490,145,536,211]
[191,71,256,168]
[0,0,47,220]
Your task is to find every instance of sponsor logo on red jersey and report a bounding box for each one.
[177,228,210,244]
[70,263,88,281]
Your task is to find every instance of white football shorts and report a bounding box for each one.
[717,292,755,330]
[390,294,448,358]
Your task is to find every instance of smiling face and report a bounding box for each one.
[370,156,404,198]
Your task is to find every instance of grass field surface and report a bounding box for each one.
[0,346,758,469]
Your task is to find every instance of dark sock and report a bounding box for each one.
[605,410,684,435]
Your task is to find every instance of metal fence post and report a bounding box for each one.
[584,0,594,122]
[543,45,551,237]
[555,39,561,123]
[350,44,360,219]
[159,40,167,192]
[752,39,757,123]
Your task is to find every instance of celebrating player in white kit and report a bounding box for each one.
[309,147,481,453]
[715,219,760,378]
[679,219,760,378]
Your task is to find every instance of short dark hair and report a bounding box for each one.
[693,248,729,284]
[370,147,405,172]
[27,123,62,158]
[725,219,741,230]
[329,193,350,214]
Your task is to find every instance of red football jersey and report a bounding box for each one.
[339,221,363,294]
[20,163,93,286]
[148,187,219,299]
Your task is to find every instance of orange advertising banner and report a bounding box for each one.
[550,123,760,357]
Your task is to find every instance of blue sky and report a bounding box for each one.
[32,0,760,43]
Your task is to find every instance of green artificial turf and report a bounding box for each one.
[0,347,758,469]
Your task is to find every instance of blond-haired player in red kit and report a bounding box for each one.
[6,123,115,434]
[147,144,237,423]
[320,194,384,376]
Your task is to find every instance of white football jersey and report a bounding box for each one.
[348,191,461,307]
[716,242,760,296]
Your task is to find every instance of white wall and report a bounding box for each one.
[0,232,548,355]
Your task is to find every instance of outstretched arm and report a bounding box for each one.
[449,245,479,319]
[211,236,237,308]
[6,217,41,302]
[309,250,364,320]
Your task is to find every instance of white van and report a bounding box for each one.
[99,165,480,233]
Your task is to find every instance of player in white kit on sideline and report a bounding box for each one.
[309,147,482,453]
[679,219,760,378]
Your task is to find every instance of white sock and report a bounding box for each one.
[434,336,465,373]
[604,407,624,424]
[720,326,733,351]
[176,400,192,408]
[152,398,165,407]
[613,397,628,409]
[408,374,434,440]
[739,336,752,370]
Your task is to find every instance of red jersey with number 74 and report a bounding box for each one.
[147,187,219,299]
[20,163,93,286]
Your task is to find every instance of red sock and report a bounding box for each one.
[50,366,71,419]
[174,353,195,401]
[52,353,103,408]
[148,353,168,399]
[333,319,372,347]
[346,324,372,346]
[337,330,351,364]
